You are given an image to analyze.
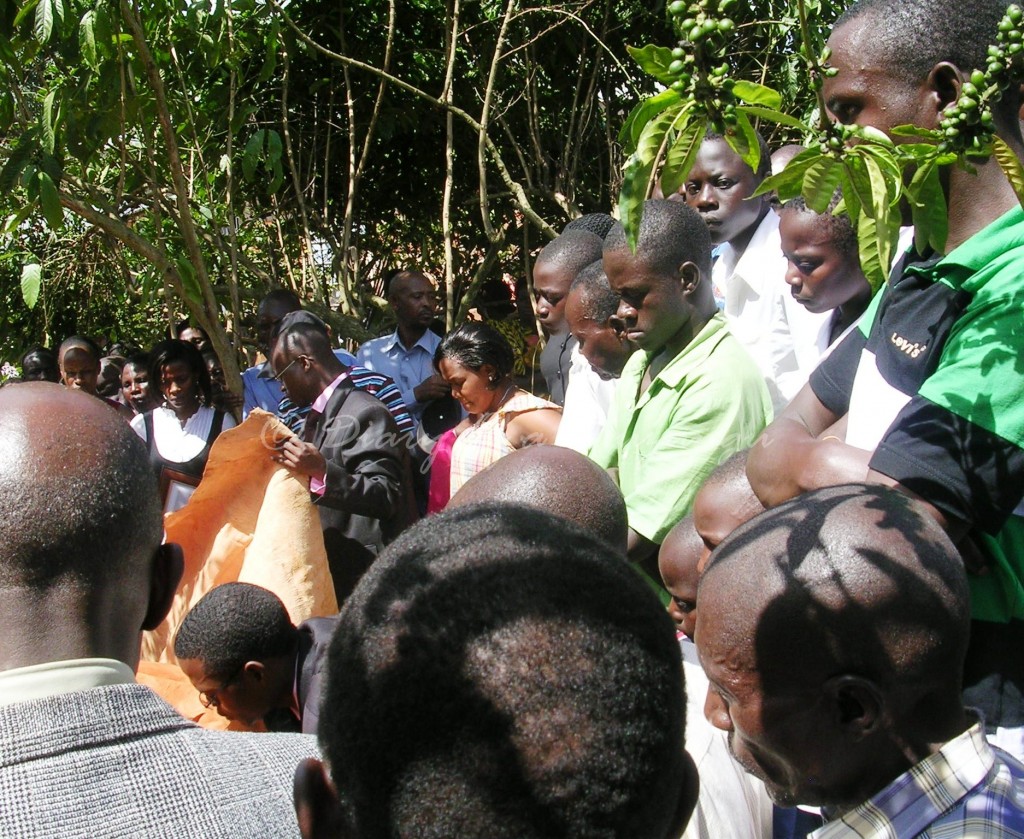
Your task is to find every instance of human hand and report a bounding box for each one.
[273,436,327,479]
[414,375,451,403]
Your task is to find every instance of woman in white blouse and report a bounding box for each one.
[130,339,236,512]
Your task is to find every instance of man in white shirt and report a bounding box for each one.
[684,132,827,412]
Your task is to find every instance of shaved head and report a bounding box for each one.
[0,383,175,671]
[701,483,969,689]
[0,383,162,589]
[448,445,628,554]
[696,484,971,809]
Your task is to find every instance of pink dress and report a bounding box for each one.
[427,428,458,514]
[447,391,560,498]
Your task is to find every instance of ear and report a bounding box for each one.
[664,749,700,839]
[824,674,884,741]
[677,261,702,296]
[926,61,962,119]
[294,758,353,839]
[243,660,267,682]
[142,542,184,631]
[481,363,499,388]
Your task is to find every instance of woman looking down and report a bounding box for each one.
[436,322,561,499]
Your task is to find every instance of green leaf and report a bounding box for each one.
[40,89,55,156]
[176,256,203,307]
[993,137,1024,211]
[907,159,948,254]
[13,0,41,30]
[0,89,14,132]
[854,206,901,293]
[34,0,54,44]
[0,141,36,194]
[265,129,283,165]
[862,153,890,220]
[889,124,943,141]
[3,203,36,234]
[36,170,62,228]
[619,89,683,151]
[736,105,808,131]
[21,262,41,310]
[80,10,97,69]
[802,157,843,213]
[635,106,682,170]
[660,117,706,196]
[626,44,677,85]
[732,80,783,110]
[752,147,821,201]
[618,153,655,253]
[727,110,761,176]
[242,129,264,182]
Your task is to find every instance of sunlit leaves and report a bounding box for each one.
[21,262,41,309]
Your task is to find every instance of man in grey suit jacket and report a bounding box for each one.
[0,383,318,839]
[271,312,416,602]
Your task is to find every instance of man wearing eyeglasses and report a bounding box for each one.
[270,311,417,604]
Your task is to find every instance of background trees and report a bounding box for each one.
[0,0,843,376]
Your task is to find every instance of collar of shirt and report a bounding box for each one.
[910,204,1024,282]
[713,210,782,296]
[623,314,729,407]
[311,371,349,414]
[0,658,135,708]
[382,329,438,355]
[813,720,995,838]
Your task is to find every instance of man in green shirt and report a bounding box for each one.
[589,200,771,576]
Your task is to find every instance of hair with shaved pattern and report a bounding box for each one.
[563,213,616,239]
[318,503,689,839]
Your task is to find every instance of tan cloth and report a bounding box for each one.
[141,410,338,666]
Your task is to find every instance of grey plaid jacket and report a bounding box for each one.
[0,682,319,838]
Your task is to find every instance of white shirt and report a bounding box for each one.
[130,405,236,463]
[0,659,135,708]
[712,211,829,414]
[554,346,618,454]
[680,637,773,839]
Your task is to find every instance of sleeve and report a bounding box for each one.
[808,324,866,417]
[870,282,1024,532]
[364,376,415,435]
[586,391,622,469]
[625,377,769,544]
[315,399,407,521]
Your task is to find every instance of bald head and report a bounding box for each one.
[701,483,969,689]
[696,484,971,808]
[0,384,175,669]
[692,451,764,555]
[448,445,628,554]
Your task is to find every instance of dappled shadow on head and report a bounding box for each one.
[448,445,628,554]
[312,503,694,839]
[697,484,970,810]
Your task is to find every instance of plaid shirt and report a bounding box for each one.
[813,722,1024,838]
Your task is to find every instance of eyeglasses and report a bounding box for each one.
[198,668,243,709]
[271,356,304,382]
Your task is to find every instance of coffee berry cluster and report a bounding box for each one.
[937,4,1024,156]
[666,0,740,126]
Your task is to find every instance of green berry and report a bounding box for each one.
[689,25,702,41]
[671,80,687,92]
[718,18,735,33]
[1010,5,1023,24]
[971,70,986,87]
[669,0,687,15]
[672,46,686,59]
[669,59,686,74]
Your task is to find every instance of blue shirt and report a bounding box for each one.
[242,349,355,418]
[356,330,441,423]
[814,722,1024,838]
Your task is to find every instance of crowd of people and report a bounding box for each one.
[3,0,1024,836]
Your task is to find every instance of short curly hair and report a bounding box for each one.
[318,503,690,838]
[173,583,298,679]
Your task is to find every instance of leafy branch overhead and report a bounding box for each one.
[619,0,1024,292]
